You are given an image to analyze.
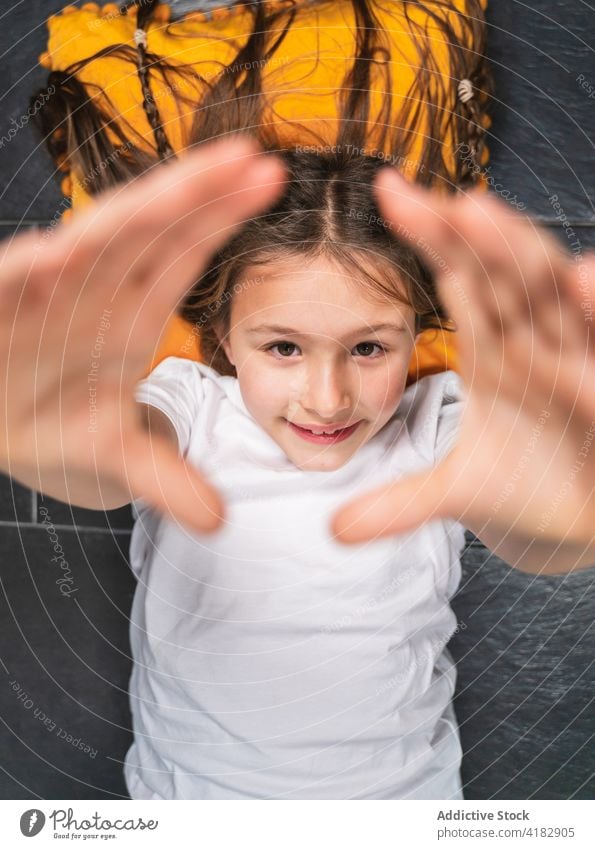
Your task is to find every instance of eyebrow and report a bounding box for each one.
[246,322,408,338]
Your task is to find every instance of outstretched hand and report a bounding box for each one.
[332,172,594,551]
[0,137,286,532]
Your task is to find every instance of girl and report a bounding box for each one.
[5,0,591,798]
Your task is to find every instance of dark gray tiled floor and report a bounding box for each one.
[0,473,34,523]
[0,475,134,531]
[35,495,134,532]
[450,534,595,800]
[0,526,134,799]
[485,2,595,222]
[0,0,68,222]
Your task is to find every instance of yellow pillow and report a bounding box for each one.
[40,0,491,382]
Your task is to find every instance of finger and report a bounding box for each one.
[375,172,567,334]
[330,460,458,544]
[445,191,532,333]
[0,228,56,311]
[465,194,576,346]
[376,170,588,395]
[374,169,478,286]
[568,252,595,332]
[44,136,286,305]
[543,319,595,420]
[119,427,226,534]
[373,170,493,342]
[118,141,287,293]
[469,212,592,405]
[124,154,287,329]
[379,173,526,338]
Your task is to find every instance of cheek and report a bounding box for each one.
[360,363,407,416]
[237,360,290,420]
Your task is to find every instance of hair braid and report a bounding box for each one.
[133,0,176,161]
[456,81,490,188]
[454,1,494,192]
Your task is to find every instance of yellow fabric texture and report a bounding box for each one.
[42,0,491,382]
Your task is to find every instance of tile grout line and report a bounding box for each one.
[0,519,132,534]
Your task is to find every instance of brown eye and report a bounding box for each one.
[353,342,384,357]
[269,342,299,357]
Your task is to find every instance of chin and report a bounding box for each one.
[291,452,352,473]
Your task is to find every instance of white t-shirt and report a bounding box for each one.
[125,356,466,799]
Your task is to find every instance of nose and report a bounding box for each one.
[299,359,353,421]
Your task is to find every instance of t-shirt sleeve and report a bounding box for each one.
[133,356,204,458]
[434,371,466,464]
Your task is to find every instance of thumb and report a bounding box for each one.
[120,428,225,534]
[330,462,457,544]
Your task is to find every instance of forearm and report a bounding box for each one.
[1,397,179,513]
[6,454,132,512]
[469,524,595,575]
[2,404,154,512]
[458,442,594,573]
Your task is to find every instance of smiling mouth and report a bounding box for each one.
[285,420,362,444]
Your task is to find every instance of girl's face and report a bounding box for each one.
[217,256,420,471]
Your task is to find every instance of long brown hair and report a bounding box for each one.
[31,0,493,375]
[32,0,492,192]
